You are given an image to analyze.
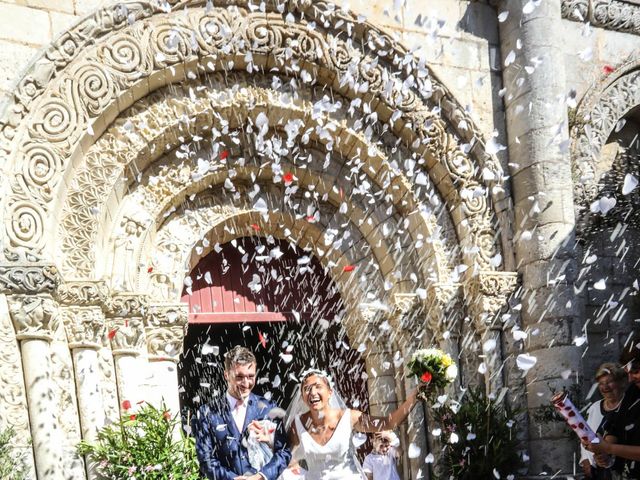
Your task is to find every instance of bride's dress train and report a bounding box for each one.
[292,410,365,480]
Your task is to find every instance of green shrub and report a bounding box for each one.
[78,402,201,480]
[0,426,29,480]
[431,387,523,480]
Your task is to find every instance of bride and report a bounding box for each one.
[284,369,419,480]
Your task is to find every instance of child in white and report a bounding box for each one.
[362,431,401,480]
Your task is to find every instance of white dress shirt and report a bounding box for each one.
[226,392,247,432]
[227,392,268,479]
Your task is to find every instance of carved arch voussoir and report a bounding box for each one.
[2,2,507,272]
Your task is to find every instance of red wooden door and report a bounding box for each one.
[182,236,342,324]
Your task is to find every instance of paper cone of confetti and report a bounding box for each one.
[551,391,597,442]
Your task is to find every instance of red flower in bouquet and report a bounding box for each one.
[122,400,131,410]
[283,172,294,184]
[421,371,433,383]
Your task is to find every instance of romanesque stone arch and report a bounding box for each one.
[571,55,640,209]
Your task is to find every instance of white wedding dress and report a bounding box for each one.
[293,410,365,480]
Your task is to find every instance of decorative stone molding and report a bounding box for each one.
[106,317,145,356]
[0,264,60,294]
[146,327,186,362]
[0,304,31,451]
[103,293,148,319]
[61,306,105,349]
[146,303,188,360]
[7,294,59,341]
[464,271,518,331]
[60,80,445,286]
[562,0,640,36]
[424,283,462,336]
[56,280,109,307]
[145,303,188,328]
[0,2,510,278]
[571,58,640,212]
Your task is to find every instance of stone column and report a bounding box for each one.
[104,293,148,411]
[465,272,518,394]
[391,294,429,480]
[498,0,581,473]
[145,303,188,419]
[8,294,65,480]
[60,302,106,480]
[58,282,110,441]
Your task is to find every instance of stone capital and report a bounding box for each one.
[7,294,59,341]
[144,303,188,362]
[391,293,419,320]
[146,326,186,362]
[61,306,105,349]
[104,293,148,318]
[464,271,518,331]
[145,303,188,328]
[0,263,60,294]
[424,283,461,334]
[57,280,109,307]
[107,317,145,355]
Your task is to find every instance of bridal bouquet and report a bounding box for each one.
[407,348,458,400]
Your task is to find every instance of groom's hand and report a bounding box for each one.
[248,420,273,444]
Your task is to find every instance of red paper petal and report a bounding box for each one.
[343,265,355,272]
[603,65,615,74]
[283,172,294,183]
[258,331,267,348]
[147,266,153,273]
[220,150,229,159]
[251,224,261,231]
[108,329,118,340]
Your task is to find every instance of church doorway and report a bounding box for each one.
[178,236,369,420]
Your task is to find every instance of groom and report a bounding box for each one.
[192,345,291,480]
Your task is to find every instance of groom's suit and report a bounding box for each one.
[192,392,291,480]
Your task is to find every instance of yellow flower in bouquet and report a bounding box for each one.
[407,348,458,398]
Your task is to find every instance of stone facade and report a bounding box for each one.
[0,0,638,479]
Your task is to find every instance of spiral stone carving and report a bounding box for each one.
[71,63,116,117]
[151,23,193,67]
[244,20,284,54]
[9,201,44,249]
[461,188,488,217]
[473,227,498,268]
[328,38,354,72]
[100,33,144,74]
[21,143,63,202]
[30,97,78,144]
[443,149,474,181]
[195,10,235,51]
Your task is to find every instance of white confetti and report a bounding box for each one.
[482,339,497,353]
[589,196,616,215]
[407,443,421,458]
[593,278,606,290]
[498,11,509,22]
[623,174,638,195]
[516,353,537,371]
